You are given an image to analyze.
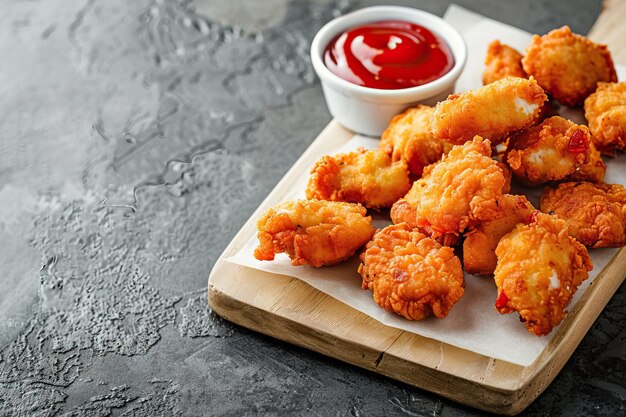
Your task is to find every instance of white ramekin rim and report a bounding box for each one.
[310,6,467,103]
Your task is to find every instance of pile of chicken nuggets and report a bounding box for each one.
[254,26,626,336]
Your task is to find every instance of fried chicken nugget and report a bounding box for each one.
[305,149,411,210]
[522,26,617,106]
[379,105,453,176]
[391,136,507,242]
[431,77,547,145]
[540,182,626,248]
[463,194,536,275]
[584,81,626,154]
[494,213,592,336]
[483,40,527,85]
[254,199,375,267]
[358,223,464,320]
[480,40,557,122]
[505,116,591,186]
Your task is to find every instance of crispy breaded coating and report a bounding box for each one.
[305,149,411,210]
[522,26,617,106]
[565,141,606,183]
[540,182,626,248]
[463,194,536,275]
[482,40,526,85]
[389,198,461,247]
[379,105,453,176]
[431,77,547,145]
[505,116,591,186]
[391,136,507,242]
[494,213,592,336]
[254,199,375,267]
[584,81,626,154]
[358,223,464,320]
[497,161,512,194]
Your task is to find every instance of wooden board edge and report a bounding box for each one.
[207,263,527,415]
[208,248,625,415]
[589,0,626,65]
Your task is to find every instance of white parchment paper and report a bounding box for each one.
[225,5,626,366]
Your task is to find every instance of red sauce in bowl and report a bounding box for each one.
[323,20,454,90]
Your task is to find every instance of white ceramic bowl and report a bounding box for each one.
[311,6,467,137]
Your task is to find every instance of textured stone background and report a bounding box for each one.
[0,0,623,415]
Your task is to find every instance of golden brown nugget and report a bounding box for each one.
[431,77,547,145]
[463,194,536,275]
[306,149,411,210]
[359,223,464,320]
[584,81,626,154]
[540,182,626,248]
[391,136,507,241]
[254,199,375,267]
[482,40,526,85]
[565,141,606,183]
[494,213,592,336]
[505,116,591,186]
[522,26,617,106]
[379,105,453,176]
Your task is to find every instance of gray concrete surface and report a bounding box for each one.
[0,0,623,415]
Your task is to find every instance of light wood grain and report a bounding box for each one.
[589,0,626,63]
[208,2,626,415]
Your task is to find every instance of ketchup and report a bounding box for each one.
[323,20,454,90]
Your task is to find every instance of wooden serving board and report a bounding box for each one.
[208,3,626,415]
